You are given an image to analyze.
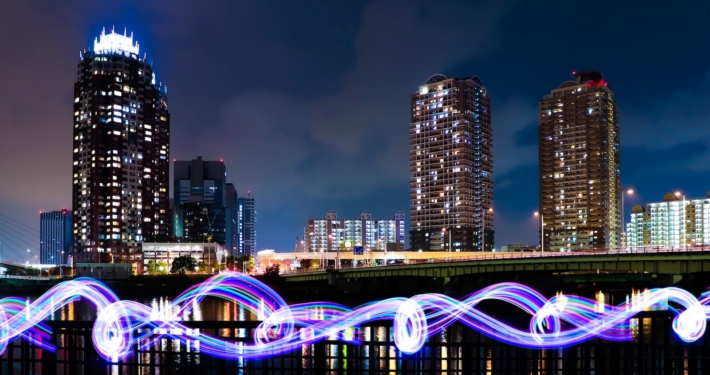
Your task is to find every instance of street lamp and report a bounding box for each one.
[534,211,544,254]
[675,191,686,249]
[621,188,634,250]
[482,208,493,251]
[442,227,452,252]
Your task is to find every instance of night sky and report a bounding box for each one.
[1,1,709,262]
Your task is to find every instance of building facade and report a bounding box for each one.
[141,242,225,271]
[538,71,621,251]
[72,28,170,263]
[627,193,710,249]
[305,211,405,253]
[225,183,238,255]
[173,157,234,250]
[237,193,256,257]
[40,209,73,264]
[409,74,493,251]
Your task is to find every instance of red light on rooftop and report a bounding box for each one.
[587,79,609,88]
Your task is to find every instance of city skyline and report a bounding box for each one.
[2,1,710,261]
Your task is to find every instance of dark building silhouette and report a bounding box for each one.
[173,157,226,244]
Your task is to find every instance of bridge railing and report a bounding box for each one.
[281,245,710,275]
[0,274,50,281]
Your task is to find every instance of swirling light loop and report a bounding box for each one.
[394,299,427,354]
[1,273,710,361]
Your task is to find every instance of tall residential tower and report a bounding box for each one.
[409,75,493,251]
[538,71,621,251]
[72,28,170,263]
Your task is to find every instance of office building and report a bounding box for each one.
[410,74,493,251]
[237,193,256,256]
[305,211,405,253]
[72,28,170,263]
[40,209,73,264]
[173,157,238,251]
[538,71,621,251]
[627,192,710,249]
[225,183,238,255]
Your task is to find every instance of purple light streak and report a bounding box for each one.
[0,272,708,361]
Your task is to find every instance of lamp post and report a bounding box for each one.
[442,228,452,252]
[675,191,686,249]
[621,188,634,250]
[482,208,493,251]
[534,212,544,254]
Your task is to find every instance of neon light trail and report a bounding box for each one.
[0,273,709,361]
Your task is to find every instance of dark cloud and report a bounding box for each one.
[624,141,708,175]
[514,122,538,147]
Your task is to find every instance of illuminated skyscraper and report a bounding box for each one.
[237,193,256,257]
[409,75,493,251]
[40,209,72,265]
[538,71,621,251]
[72,28,170,263]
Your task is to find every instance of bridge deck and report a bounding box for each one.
[281,250,710,282]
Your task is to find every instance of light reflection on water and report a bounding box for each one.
[42,296,256,322]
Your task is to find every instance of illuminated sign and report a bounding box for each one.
[0,274,707,361]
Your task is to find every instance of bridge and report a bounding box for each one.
[278,248,710,291]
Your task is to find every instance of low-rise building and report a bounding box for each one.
[141,242,226,271]
[627,192,710,249]
[304,211,405,253]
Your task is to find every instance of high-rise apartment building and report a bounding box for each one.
[409,75,493,251]
[40,209,73,264]
[237,193,256,256]
[538,71,621,251]
[304,211,405,253]
[627,192,710,249]
[72,28,170,263]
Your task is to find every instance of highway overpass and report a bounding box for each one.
[278,249,710,284]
